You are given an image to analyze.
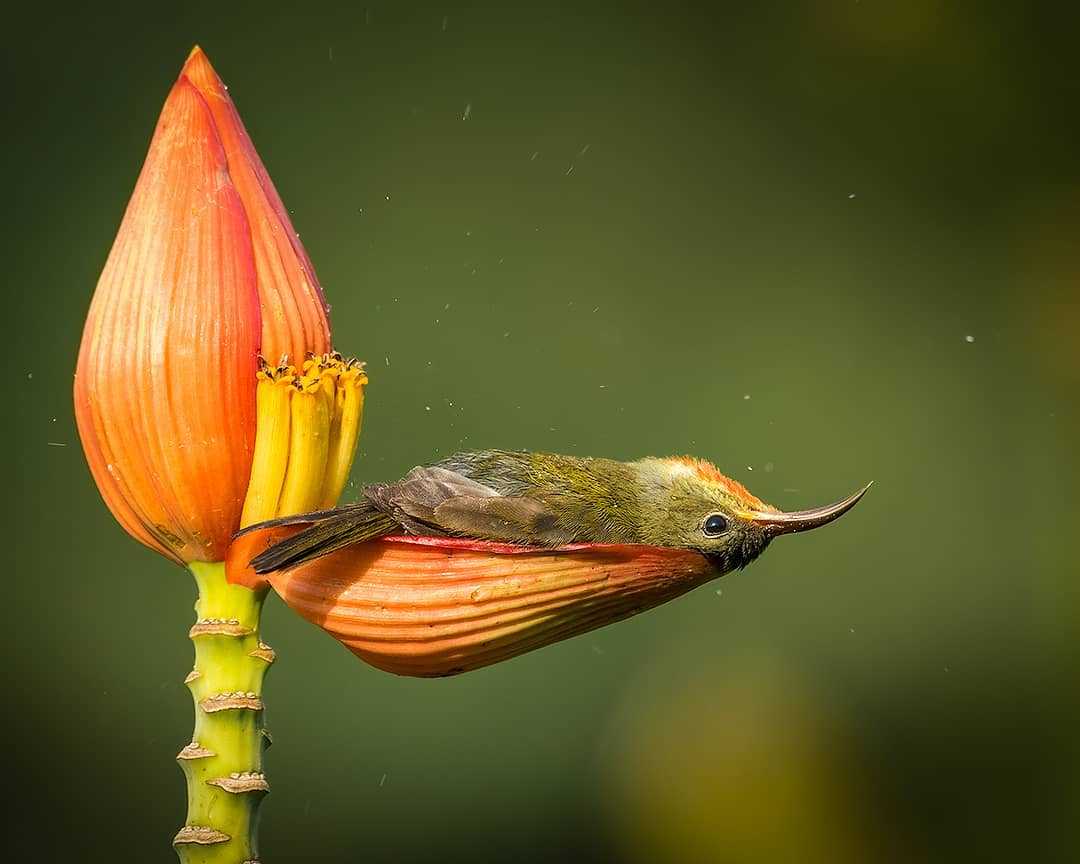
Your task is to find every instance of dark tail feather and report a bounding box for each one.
[249,503,396,573]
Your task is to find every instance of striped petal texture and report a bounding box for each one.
[74,48,332,564]
[228,534,717,676]
[181,48,330,364]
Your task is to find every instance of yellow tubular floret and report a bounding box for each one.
[240,354,367,529]
[276,373,332,516]
[240,365,294,528]
[320,363,368,508]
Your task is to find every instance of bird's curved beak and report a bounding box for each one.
[745,482,872,537]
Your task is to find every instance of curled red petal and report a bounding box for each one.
[237,535,716,676]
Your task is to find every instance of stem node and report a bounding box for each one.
[174,826,231,846]
[208,773,270,794]
[177,742,215,760]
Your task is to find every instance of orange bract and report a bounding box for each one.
[227,533,717,676]
[74,48,331,564]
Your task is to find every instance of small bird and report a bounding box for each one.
[246,449,870,576]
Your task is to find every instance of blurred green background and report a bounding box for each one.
[8,1,1079,861]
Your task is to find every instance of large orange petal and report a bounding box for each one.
[181,47,331,365]
[232,535,717,676]
[74,76,261,563]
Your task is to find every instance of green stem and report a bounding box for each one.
[174,562,273,864]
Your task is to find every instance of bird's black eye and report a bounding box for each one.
[703,514,729,537]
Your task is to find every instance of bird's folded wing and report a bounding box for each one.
[367,465,573,546]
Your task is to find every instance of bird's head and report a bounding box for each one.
[636,456,870,574]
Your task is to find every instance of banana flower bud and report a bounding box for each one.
[74,48,351,564]
[228,532,713,677]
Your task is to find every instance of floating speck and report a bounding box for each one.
[46,441,66,447]
[441,15,448,31]
[565,164,575,176]
[743,394,751,400]
[379,772,387,787]
[462,103,472,121]
[714,588,723,596]
[385,356,390,367]
[764,461,774,473]
[964,334,975,343]
[848,192,856,199]
[530,151,540,161]
[27,372,32,380]
[746,465,753,471]
[425,406,431,412]
[385,194,391,201]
